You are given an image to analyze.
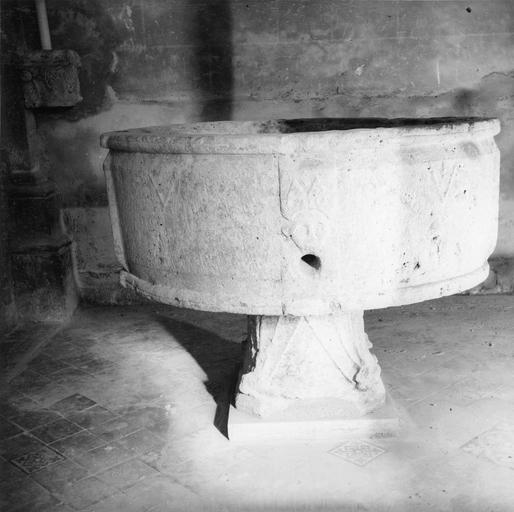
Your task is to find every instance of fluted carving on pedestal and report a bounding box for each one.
[236,312,385,417]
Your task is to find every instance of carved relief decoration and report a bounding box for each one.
[237,313,385,416]
[278,156,334,253]
[20,50,82,108]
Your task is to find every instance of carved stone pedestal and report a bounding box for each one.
[236,313,385,418]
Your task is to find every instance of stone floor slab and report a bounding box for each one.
[1,296,514,511]
[32,458,89,494]
[64,405,117,429]
[49,429,107,458]
[50,394,97,414]
[0,474,56,512]
[96,458,158,490]
[10,446,64,473]
[27,355,72,376]
[60,476,116,509]
[71,442,134,473]
[0,433,47,460]
[30,418,83,444]
[116,428,166,456]
[9,409,63,431]
[461,421,514,470]
[0,417,23,439]
[328,439,387,466]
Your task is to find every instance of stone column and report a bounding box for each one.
[236,312,385,418]
[3,50,81,321]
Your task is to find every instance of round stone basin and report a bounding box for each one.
[101,117,500,419]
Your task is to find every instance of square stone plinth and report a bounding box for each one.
[228,394,407,444]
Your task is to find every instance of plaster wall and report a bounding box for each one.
[6,0,513,300]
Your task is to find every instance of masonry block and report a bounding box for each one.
[11,235,78,322]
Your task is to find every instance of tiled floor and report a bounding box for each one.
[1,296,513,511]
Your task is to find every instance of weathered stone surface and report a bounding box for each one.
[102,117,500,316]
[228,394,403,443]
[102,117,500,418]
[3,0,512,303]
[20,50,82,109]
[237,313,384,417]
[11,235,78,322]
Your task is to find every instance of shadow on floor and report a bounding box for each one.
[154,313,243,438]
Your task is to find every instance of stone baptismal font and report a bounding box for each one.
[101,118,500,438]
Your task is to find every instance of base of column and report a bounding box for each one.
[235,312,386,418]
[228,393,403,444]
[11,234,78,322]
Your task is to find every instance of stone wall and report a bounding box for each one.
[3,0,514,301]
[0,153,17,330]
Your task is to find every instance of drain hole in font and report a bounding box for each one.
[301,254,321,270]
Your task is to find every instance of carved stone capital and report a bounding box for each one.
[236,312,385,417]
[20,50,82,108]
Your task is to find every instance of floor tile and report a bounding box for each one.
[328,440,387,466]
[60,476,116,510]
[32,458,89,494]
[62,354,116,374]
[43,504,74,512]
[27,354,72,376]
[430,375,503,406]
[3,297,514,511]
[1,391,41,416]
[42,341,79,360]
[50,394,97,414]
[0,433,47,459]
[49,430,107,458]
[72,442,134,473]
[0,417,23,439]
[123,474,205,512]
[96,458,158,490]
[117,428,166,456]
[0,474,53,512]
[81,492,149,512]
[138,450,162,472]
[461,421,514,470]
[10,446,64,473]
[65,405,118,429]
[1,339,34,360]
[0,457,27,480]
[107,406,169,436]
[51,367,93,385]
[30,418,83,443]
[0,401,21,420]
[8,494,63,512]
[145,420,169,439]
[9,408,63,431]
[89,414,147,442]
[9,371,52,395]
[42,333,93,358]
[22,386,70,410]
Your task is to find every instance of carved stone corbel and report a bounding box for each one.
[20,49,82,108]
